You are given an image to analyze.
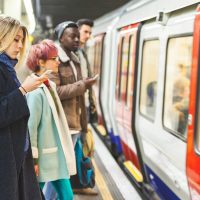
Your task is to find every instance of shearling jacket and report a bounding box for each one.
[49,45,87,133]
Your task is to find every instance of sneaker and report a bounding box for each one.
[73,188,98,195]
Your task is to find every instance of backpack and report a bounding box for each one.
[71,138,95,189]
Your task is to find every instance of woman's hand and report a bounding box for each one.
[20,74,48,93]
[34,164,39,176]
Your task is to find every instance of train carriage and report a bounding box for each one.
[87,0,200,199]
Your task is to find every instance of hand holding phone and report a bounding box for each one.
[42,70,53,76]
[92,74,99,80]
[84,75,98,89]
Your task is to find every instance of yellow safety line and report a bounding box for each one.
[97,125,107,136]
[92,158,114,200]
[123,161,143,182]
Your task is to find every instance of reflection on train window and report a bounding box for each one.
[94,41,101,75]
[93,35,105,86]
[126,35,135,109]
[116,37,124,100]
[87,34,105,116]
[87,44,95,73]
[120,35,130,101]
[163,36,193,139]
[87,34,105,76]
[140,40,159,120]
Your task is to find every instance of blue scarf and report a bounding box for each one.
[0,53,20,87]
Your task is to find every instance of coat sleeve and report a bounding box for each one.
[49,72,86,100]
[0,71,29,129]
[26,91,42,159]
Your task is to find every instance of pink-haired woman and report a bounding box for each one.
[26,39,76,200]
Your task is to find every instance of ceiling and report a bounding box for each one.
[32,0,131,30]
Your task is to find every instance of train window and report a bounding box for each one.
[93,35,105,82]
[87,43,95,73]
[120,35,130,101]
[163,36,193,139]
[126,35,135,108]
[94,41,101,75]
[140,40,159,120]
[116,37,124,100]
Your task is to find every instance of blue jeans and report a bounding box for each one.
[40,179,73,200]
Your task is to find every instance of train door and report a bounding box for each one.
[87,34,107,135]
[186,5,200,200]
[115,24,144,185]
[135,6,196,200]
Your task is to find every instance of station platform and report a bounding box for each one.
[74,126,142,200]
[43,126,142,200]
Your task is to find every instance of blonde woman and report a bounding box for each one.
[26,39,76,200]
[0,15,48,199]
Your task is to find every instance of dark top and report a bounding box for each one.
[0,62,42,199]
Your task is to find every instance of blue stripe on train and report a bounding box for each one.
[108,128,122,154]
[145,165,180,200]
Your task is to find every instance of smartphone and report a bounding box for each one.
[92,74,99,80]
[42,70,53,76]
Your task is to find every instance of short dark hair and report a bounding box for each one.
[77,18,94,28]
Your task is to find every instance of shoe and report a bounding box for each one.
[73,188,98,195]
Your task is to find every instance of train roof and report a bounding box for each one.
[116,0,199,28]
[93,0,199,34]
[93,0,138,35]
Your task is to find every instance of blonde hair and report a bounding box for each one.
[0,15,28,65]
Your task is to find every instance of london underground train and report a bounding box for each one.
[87,0,200,199]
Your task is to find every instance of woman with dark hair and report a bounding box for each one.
[26,39,76,200]
[0,15,48,199]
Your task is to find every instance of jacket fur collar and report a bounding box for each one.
[56,44,80,64]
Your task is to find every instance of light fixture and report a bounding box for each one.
[23,0,36,34]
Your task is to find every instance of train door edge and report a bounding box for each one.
[186,5,200,200]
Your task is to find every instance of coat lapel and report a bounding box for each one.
[42,81,76,175]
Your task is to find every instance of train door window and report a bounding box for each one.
[163,36,193,139]
[93,41,98,74]
[97,40,103,74]
[140,40,159,120]
[126,34,135,109]
[94,41,100,75]
[120,35,130,102]
[116,37,124,100]
[93,34,105,82]
[87,43,95,73]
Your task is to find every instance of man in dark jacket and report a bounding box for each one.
[76,19,98,123]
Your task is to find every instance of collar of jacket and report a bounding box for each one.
[56,44,80,64]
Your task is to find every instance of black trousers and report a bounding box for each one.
[18,145,42,200]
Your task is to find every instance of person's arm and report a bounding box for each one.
[57,81,86,100]
[0,70,29,128]
[26,91,42,160]
[49,72,86,100]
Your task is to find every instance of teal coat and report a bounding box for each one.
[27,80,76,183]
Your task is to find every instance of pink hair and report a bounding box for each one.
[27,39,58,72]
